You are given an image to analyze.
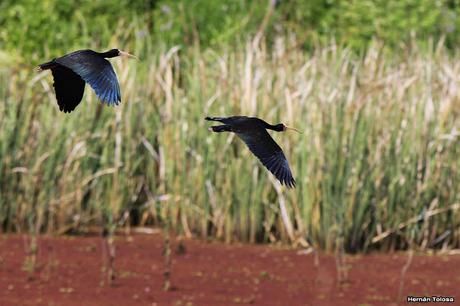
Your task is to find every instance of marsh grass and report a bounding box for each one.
[0,35,459,252]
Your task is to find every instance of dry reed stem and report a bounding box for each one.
[397,249,414,304]
[0,36,459,251]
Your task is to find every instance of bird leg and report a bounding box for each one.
[37,61,56,71]
[205,116,226,122]
[208,125,232,133]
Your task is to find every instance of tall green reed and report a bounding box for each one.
[0,35,459,252]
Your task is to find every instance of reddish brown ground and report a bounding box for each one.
[0,233,458,306]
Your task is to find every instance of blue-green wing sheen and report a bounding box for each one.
[55,50,121,106]
[237,130,296,188]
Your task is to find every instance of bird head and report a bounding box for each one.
[102,49,138,59]
[281,124,302,133]
[117,49,139,60]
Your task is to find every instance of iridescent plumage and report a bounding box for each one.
[38,49,136,113]
[206,116,298,188]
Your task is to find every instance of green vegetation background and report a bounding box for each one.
[0,0,459,252]
[1,0,459,59]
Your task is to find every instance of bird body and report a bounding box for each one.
[38,49,136,113]
[206,116,297,188]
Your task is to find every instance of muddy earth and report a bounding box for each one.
[0,233,458,306]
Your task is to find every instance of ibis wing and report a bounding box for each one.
[51,65,85,113]
[237,129,296,188]
[56,50,121,106]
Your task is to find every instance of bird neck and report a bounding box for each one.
[99,49,119,58]
[263,122,284,132]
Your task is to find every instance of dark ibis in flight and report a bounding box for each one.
[206,116,300,188]
[38,49,137,113]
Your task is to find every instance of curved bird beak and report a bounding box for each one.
[119,50,139,60]
[285,126,302,134]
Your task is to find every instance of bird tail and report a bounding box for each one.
[205,116,226,122]
[37,61,56,71]
[208,125,232,133]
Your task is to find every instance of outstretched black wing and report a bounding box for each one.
[236,129,296,188]
[55,50,121,106]
[51,65,85,113]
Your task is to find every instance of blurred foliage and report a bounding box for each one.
[0,0,156,60]
[151,1,270,46]
[1,37,459,250]
[0,0,459,251]
[0,0,459,60]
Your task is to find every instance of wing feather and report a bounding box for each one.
[55,50,121,106]
[237,129,296,188]
[50,65,85,113]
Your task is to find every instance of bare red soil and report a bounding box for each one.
[0,233,458,306]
